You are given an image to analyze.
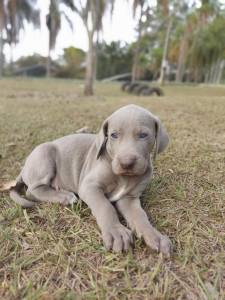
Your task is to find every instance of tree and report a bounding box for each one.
[73,0,115,96]
[46,0,75,77]
[131,0,144,82]
[56,46,85,78]
[177,0,224,83]
[5,0,40,71]
[0,0,6,76]
[96,41,133,79]
[175,16,193,82]
[157,0,172,85]
[131,0,154,82]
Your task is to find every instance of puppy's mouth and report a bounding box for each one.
[113,168,146,177]
[117,171,137,176]
[112,157,148,177]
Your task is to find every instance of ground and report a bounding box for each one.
[0,78,224,300]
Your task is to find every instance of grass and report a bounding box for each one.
[0,78,224,300]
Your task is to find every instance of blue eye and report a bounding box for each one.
[138,132,148,139]
[111,132,118,139]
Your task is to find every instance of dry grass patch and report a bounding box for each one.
[0,79,224,299]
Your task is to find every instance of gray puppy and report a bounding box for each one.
[10,104,172,256]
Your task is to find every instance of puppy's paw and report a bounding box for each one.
[159,235,172,257]
[59,191,78,206]
[102,224,133,252]
[144,233,172,257]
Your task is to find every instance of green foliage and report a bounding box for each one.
[96,41,133,79]
[188,15,225,80]
[56,46,85,78]
[15,54,46,68]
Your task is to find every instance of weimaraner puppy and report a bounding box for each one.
[10,104,172,256]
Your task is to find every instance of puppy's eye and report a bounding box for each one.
[138,132,148,139]
[111,132,118,139]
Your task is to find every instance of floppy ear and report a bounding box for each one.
[96,119,109,159]
[154,118,169,159]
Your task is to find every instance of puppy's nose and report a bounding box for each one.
[119,156,137,170]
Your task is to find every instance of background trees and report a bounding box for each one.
[0,0,224,88]
[72,0,115,95]
[96,41,133,79]
[0,0,6,76]
[4,0,40,71]
[46,0,75,77]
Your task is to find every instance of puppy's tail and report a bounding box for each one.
[10,176,36,208]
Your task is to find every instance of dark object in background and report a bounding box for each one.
[121,81,131,91]
[127,82,140,93]
[147,87,164,96]
[133,84,150,95]
[121,82,164,97]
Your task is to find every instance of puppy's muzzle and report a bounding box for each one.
[118,155,137,171]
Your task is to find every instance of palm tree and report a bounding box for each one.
[73,0,115,96]
[46,0,75,77]
[0,0,6,76]
[157,0,171,85]
[131,0,144,83]
[5,0,40,71]
[158,0,189,84]
[187,0,222,82]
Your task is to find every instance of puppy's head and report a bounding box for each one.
[96,104,169,176]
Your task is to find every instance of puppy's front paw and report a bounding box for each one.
[159,235,172,257]
[102,224,133,252]
[59,191,78,206]
[144,233,172,257]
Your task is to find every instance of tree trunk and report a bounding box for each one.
[0,30,3,77]
[84,33,95,96]
[214,59,222,83]
[131,10,143,83]
[131,30,141,83]
[10,43,14,73]
[158,17,173,85]
[46,35,51,77]
[176,30,188,82]
[209,59,218,83]
[204,68,210,83]
[94,31,100,81]
[216,60,224,84]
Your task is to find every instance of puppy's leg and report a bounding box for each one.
[29,184,77,206]
[79,185,133,252]
[116,198,172,257]
[23,143,77,206]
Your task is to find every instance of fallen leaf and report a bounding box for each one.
[6,142,16,147]
[0,180,17,191]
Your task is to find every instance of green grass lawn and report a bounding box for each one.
[0,78,224,300]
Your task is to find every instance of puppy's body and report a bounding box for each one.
[19,133,150,203]
[10,105,172,255]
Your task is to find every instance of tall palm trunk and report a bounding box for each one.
[0,30,3,76]
[46,35,51,77]
[131,1,145,83]
[216,60,225,84]
[131,25,142,83]
[176,30,188,82]
[158,16,172,85]
[94,31,100,81]
[84,33,96,96]
[10,42,14,73]
[131,6,143,83]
